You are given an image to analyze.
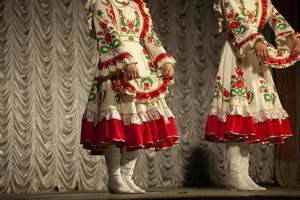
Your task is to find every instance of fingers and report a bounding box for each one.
[263,48,269,59]
[161,67,174,79]
[256,49,269,60]
[125,69,138,80]
[293,45,300,54]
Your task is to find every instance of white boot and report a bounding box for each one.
[121,148,146,193]
[104,145,135,194]
[239,144,266,191]
[226,143,253,191]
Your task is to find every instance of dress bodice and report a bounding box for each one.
[111,0,143,42]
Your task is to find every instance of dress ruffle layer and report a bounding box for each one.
[81,109,179,154]
[205,40,294,144]
[205,114,292,144]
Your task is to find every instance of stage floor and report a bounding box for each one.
[1,187,300,200]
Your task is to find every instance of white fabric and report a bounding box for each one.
[210,42,289,122]
[104,145,135,193]
[121,148,146,193]
[226,144,253,191]
[239,144,266,190]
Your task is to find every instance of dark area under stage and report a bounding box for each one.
[1,187,300,200]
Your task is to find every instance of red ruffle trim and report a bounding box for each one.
[99,52,132,70]
[81,117,179,154]
[155,53,173,65]
[205,115,292,144]
[258,0,268,29]
[264,53,300,66]
[120,78,173,101]
[134,0,149,40]
[236,33,262,49]
[276,31,294,38]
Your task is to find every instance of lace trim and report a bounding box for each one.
[210,106,289,123]
[83,108,174,126]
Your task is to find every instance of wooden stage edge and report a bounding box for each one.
[1,187,300,200]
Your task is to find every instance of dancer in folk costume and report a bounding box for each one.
[81,0,179,194]
[207,0,300,190]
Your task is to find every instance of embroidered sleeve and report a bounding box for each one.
[258,3,300,69]
[268,4,299,46]
[93,0,136,77]
[139,2,176,68]
[224,0,265,56]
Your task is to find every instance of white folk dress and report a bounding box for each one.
[206,0,300,144]
[81,0,179,154]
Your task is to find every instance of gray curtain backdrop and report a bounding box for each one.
[0,0,275,194]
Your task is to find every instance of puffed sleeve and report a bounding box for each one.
[268,3,300,48]
[223,0,265,56]
[93,0,137,78]
[140,2,176,68]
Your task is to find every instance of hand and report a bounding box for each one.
[161,63,174,79]
[255,40,269,60]
[292,38,300,54]
[124,63,139,80]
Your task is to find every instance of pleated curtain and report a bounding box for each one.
[0,0,275,193]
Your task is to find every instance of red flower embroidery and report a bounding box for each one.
[246,91,251,100]
[236,80,244,88]
[260,79,264,84]
[231,75,236,79]
[277,50,283,57]
[237,70,244,77]
[248,13,253,20]
[100,22,108,29]
[128,21,135,30]
[216,76,221,80]
[272,18,278,24]
[223,90,230,98]
[143,82,150,90]
[229,22,239,29]
[105,33,111,42]
[121,27,127,32]
[227,12,234,19]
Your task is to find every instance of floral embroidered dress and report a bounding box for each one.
[206,0,300,143]
[81,0,179,153]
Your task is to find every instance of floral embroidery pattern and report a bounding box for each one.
[88,79,99,102]
[96,18,122,54]
[114,0,130,6]
[212,76,230,103]
[139,77,153,91]
[258,78,276,105]
[230,68,254,104]
[271,11,288,31]
[225,1,259,35]
[118,9,141,40]
[146,29,162,47]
